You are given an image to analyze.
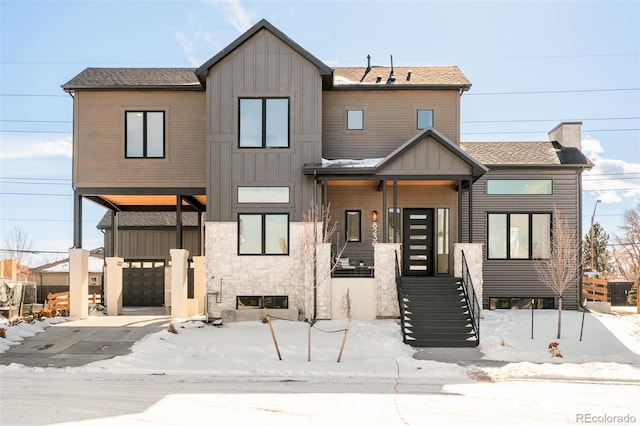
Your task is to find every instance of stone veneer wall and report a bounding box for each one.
[205,222,329,321]
[453,243,484,313]
[374,243,401,318]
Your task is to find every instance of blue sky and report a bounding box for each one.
[1,0,639,266]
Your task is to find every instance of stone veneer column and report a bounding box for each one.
[453,243,484,312]
[374,243,401,318]
[192,256,206,315]
[105,257,123,316]
[69,248,89,319]
[170,249,189,318]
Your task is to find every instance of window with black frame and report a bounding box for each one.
[239,98,289,148]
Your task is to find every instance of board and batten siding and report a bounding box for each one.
[73,90,206,188]
[463,169,583,309]
[104,228,200,260]
[322,90,460,159]
[205,29,323,222]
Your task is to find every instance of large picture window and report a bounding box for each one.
[238,213,289,255]
[487,213,551,260]
[125,111,165,158]
[239,98,289,148]
[487,179,552,195]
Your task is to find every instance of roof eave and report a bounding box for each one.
[196,19,332,83]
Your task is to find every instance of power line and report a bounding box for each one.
[0,192,72,197]
[0,119,71,123]
[466,88,640,96]
[461,117,640,124]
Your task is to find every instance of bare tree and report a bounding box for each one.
[300,201,347,361]
[534,207,580,339]
[613,204,640,282]
[2,227,33,265]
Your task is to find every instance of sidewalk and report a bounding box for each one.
[0,307,170,368]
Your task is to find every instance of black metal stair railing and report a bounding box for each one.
[460,250,480,341]
[394,250,408,343]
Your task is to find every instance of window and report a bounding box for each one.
[388,208,401,243]
[125,111,164,158]
[437,208,450,274]
[347,110,364,130]
[417,109,433,129]
[487,213,551,260]
[238,213,289,255]
[345,210,361,242]
[238,187,290,203]
[237,296,289,309]
[487,179,553,195]
[489,297,555,309]
[239,98,289,148]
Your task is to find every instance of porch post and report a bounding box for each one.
[468,179,473,243]
[192,256,206,315]
[457,180,463,243]
[69,248,89,319]
[105,257,123,316]
[73,192,83,248]
[176,195,183,249]
[393,177,400,242]
[170,248,189,318]
[382,179,388,243]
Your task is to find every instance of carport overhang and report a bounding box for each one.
[73,187,206,252]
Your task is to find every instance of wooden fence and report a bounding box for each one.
[45,291,102,313]
[582,276,608,302]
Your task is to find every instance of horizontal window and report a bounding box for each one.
[125,111,165,158]
[239,98,289,148]
[347,110,363,130]
[489,297,555,310]
[487,213,551,260]
[238,213,289,255]
[237,296,289,310]
[237,187,290,203]
[487,179,552,195]
[417,109,434,130]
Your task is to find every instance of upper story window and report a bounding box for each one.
[487,179,553,195]
[125,111,165,158]
[417,109,433,129]
[487,212,551,260]
[239,98,289,148]
[347,110,364,130]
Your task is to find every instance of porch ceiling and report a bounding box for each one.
[326,179,457,186]
[86,194,206,212]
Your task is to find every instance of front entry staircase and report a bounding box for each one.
[399,277,479,347]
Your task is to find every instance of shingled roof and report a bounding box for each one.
[460,141,592,167]
[97,211,200,229]
[333,66,471,89]
[62,68,203,91]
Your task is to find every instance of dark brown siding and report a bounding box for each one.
[322,90,460,159]
[467,168,583,309]
[206,29,322,222]
[73,90,206,188]
[103,228,200,260]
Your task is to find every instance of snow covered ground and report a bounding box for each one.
[1,307,639,425]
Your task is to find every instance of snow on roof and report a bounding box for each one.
[321,158,383,168]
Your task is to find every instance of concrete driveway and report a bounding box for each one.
[0,307,170,368]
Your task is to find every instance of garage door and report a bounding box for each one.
[122,260,165,306]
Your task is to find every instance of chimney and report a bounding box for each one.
[548,122,582,149]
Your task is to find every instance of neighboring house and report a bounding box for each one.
[30,248,104,302]
[62,20,591,346]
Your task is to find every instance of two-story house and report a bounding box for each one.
[63,19,591,347]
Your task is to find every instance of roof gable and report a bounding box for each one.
[195,19,332,83]
[377,128,488,177]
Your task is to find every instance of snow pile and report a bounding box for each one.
[0,316,70,353]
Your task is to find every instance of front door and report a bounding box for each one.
[402,208,434,276]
